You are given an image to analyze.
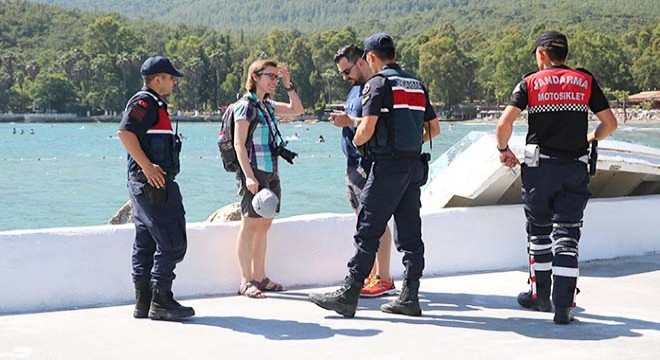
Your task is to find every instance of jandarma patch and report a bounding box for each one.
[362,83,371,94]
[361,94,370,105]
[130,105,146,120]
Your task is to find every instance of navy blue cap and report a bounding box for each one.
[140,56,184,77]
[531,31,568,53]
[364,33,395,52]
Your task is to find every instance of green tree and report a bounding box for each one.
[481,30,534,103]
[570,30,633,91]
[631,52,660,90]
[166,35,211,111]
[83,16,139,56]
[418,37,471,110]
[28,72,78,112]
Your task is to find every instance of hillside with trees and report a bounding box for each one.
[34,0,660,36]
[1,0,658,115]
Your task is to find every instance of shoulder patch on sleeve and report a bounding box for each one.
[361,94,370,105]
[129,103,146,121]
[137,99,148,108]
[362,83,371,95]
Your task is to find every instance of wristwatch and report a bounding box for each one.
[283,83,296,92]
[497,145,509,152]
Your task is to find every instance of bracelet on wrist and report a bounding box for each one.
[283,83,296,92]
[497,145,509,153]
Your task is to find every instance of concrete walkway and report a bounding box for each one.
[1,254,659,360]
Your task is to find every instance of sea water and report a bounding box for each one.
[1,121,659,231]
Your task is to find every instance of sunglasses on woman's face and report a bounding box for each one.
[260,72,280,81]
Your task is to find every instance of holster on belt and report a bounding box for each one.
[589,140,598,176]
[143,183,168,206]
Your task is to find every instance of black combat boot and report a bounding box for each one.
[309,276,363,318]
[553,307,575,324]
[517,291,552,312]
[133,281,152,319]
[148,284,195,321]
[380,278,422,316]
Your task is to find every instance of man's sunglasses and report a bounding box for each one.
[338,62,357,76]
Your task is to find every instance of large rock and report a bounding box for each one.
[207,203,241,222]
[109,200,133,224]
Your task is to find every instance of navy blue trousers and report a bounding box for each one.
[521,159,590,307]
[128,180,187,289]
[348,157,428,283]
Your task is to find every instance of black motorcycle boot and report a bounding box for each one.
[517,291,552,312]
[148,285,195,321]
[380,279,422,316]
[309,276,363,318]
[553,307,575,324]
[133,281,152,319]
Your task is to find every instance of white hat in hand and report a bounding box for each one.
[252,188,279,218]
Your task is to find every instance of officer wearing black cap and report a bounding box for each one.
[310,33,440,318]
[495,31,617,324]
[117,55,194,321]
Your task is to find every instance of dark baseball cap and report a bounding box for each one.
[140,56,184,77]
[531,30,568,53]
[364,33,395,52]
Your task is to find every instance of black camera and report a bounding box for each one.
[276,142,298,164]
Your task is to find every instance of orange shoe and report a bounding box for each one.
[360,275,397,297]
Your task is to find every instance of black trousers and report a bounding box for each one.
[128,180,187,289]
[521,159,590,307]
[347,157,428,283]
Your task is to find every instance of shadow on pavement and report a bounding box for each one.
[347,291,660,341]
[185,316,381,340]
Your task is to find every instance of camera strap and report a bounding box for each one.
[259,101,286,146]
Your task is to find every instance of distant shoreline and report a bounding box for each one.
[2,109,658,124]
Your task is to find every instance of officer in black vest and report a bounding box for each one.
[117,56,194,321]
[310,33,440,318]
[495,31,617,324]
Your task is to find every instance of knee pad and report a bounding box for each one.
[527,221,552,236]
[554,237,579,257]
[528,234,553,256]
[553,221,583,241]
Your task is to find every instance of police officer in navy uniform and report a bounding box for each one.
[117,56,195,321]
[495,31,617,324]
[329,44,396,298]
[310,33,440,317]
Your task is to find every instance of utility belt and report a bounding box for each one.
[539,153,588,165]
[129,173,176,183]
[525,144,594,173]
[373,152,428,161]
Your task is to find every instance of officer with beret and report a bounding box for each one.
[117,55,195,321]
[310,33,440,318]
[495,31,617,324]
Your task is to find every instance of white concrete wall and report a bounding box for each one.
[1,195,658,314]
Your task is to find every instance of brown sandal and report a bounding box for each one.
[255,277,285,292]
[238,281,265,298]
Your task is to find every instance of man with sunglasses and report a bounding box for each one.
[310,34,440,318]
[495,30,617,324]
[118,56,195,321]
[329,44,396,298]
